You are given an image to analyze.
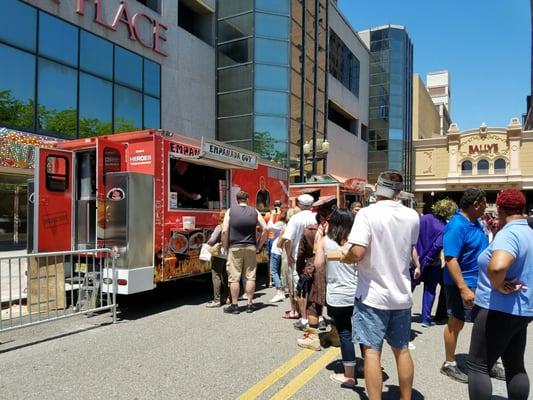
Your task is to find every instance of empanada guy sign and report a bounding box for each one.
[47,0,168,56]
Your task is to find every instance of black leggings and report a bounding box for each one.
[467,306,532,400]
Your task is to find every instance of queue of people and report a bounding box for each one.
[202,172,532,400]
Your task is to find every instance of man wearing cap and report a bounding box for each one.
[296,196,337,350]
[342,170,419,400]
[282,194,317,325]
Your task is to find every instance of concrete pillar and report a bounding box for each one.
[507,117,522,175]
[447,123,460,177]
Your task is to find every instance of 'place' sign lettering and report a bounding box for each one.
[50,0,168,56]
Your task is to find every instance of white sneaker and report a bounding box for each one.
[269,293,285,303]
[241,293,248,300]
[408,342,416,350]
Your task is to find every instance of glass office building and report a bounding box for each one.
[366,25,413,191]
[0,0,161,139]
[216,0,291,167]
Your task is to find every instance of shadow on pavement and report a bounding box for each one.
[118,266,272,321]
[383,385,425,399]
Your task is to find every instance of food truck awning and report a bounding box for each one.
[169,137,259,170]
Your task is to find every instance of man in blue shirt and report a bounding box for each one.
[441,188,488,383]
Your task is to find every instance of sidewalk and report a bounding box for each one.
[0,250,29,305]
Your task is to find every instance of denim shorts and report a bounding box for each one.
[444,285,477,322]
[352,299,412,350]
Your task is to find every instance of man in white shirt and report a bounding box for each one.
[342,170,419,400]
[280,194,316,326]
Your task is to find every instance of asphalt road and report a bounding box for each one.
[0,269,531,400]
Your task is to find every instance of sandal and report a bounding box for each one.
[330,373,356,388]
[282,310,300,320]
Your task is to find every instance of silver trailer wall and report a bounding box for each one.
[104,173,154,269]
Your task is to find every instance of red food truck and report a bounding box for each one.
[28,130,288,294]
[289,174,368,208]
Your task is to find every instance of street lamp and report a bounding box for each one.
[430,191,435,205]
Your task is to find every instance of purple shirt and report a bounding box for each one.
[416,213,446,271]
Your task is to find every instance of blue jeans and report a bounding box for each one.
[352,299,412,350]
[270,253,282,289]
[328,305,356,366]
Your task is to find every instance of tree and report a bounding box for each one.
[253,130,288,167]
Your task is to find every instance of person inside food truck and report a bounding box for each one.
[171,159,202,206]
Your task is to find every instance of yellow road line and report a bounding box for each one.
[269,348,340,400]
[236,349,316,400]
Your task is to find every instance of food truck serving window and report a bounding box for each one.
[46,155,69,192]
[169,158,227,210]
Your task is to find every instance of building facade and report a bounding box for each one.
[325,1,369,181]
[426,71,451,135]
[360,25,414,191]
[412,74,441,140]
[414,118,533,212]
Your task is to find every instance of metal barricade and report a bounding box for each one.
[0,249,117,333]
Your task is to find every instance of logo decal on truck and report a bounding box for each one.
[106,188,125,201]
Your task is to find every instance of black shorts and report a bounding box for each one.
[444,284,476,322]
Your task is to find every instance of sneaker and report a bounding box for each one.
[440,362,468,383]
[408,342,416,350]
[297,328,321,351]
[223,304,240,315]
[318,318,328,331]
[293,320,309,331]
[206,301,221,308]
[246,303,256,313]
[421,321,435,328]
[489,362,506,381]
[241,293,248,300]
[269,293,285,303]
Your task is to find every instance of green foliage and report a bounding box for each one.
[253,130,288,167]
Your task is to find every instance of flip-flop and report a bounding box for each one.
[282,311,300,320]
[330,373,356,388]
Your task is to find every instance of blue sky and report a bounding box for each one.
[338,0,530,131]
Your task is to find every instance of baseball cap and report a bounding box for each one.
[312,195,337,209]
[297,194,314,206]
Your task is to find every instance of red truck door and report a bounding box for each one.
[35,148,73,252]
[96,138,126,247]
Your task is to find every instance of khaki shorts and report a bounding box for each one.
[226,245,257,283]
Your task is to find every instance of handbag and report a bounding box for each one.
[199,243,212,262]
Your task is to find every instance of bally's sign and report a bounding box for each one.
[200,138,258,169]
[468,143,499,154]
[49,0,168,56]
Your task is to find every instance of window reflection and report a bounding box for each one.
[254,90,288,115]
[218,116,252,142]
[218,64,252,92]
[253,135,287,166]
[218,90,252,117]
[255,38,288,65]
[144,59,161,98]
[80,31,112,80]
[255,0,290,14]
[0,0,36,51]
[37,58,77,136]
[144,95,160,129]
[218,13,253,43]
[115,47,142,90]
[254,65,288,90]
[255,116,288,141]
[39,13,78,67]
[79,73,112,137]
[218,38,253,67]
[218,0,253,19]
[255,13,289,39]
[0,43,35,130]
[114,85,142,133]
